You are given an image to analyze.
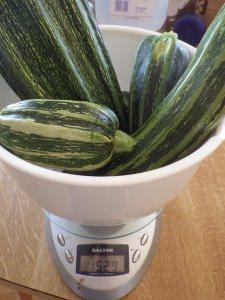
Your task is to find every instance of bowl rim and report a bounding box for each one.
[0,25,224,187]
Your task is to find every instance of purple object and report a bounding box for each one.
[173,13,206,46]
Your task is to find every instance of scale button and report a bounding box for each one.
[57,233,65,246]
[140,233,149,246]
[65,250,74,263]
[132,249,141,263]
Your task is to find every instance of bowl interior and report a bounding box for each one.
[0,26,224,188]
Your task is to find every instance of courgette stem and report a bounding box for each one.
[113,130,136,154]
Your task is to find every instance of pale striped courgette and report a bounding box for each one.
[0,100,135,171]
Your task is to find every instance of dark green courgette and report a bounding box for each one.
[129,35,156,133]
[129,32,189,133]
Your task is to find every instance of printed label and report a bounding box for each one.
[110,0,153,19]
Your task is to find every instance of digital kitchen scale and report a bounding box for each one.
[45,210,162,300]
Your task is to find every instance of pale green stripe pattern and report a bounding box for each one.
[0,0,127,130]
[0,100,118,172]
[138,32,176,128]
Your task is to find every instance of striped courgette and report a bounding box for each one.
[129,35,156,134]
[0,100,135,172]
[129,32,189,133]
[97,4,225,175]
[0,0,127,130]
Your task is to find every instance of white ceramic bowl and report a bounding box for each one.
[0,26,224,226]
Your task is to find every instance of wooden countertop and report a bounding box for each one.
[0,1,225,299]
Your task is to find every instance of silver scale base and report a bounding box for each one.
[45,210,162,300]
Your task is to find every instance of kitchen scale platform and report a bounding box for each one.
[45,210,162,300]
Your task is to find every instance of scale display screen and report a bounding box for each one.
[76,244,129,276]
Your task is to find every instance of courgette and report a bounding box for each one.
[0,0,127,130]
[99,4,225,175]
[0,100,135,172]
[129,32,189,133]
[129,35,156,133]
